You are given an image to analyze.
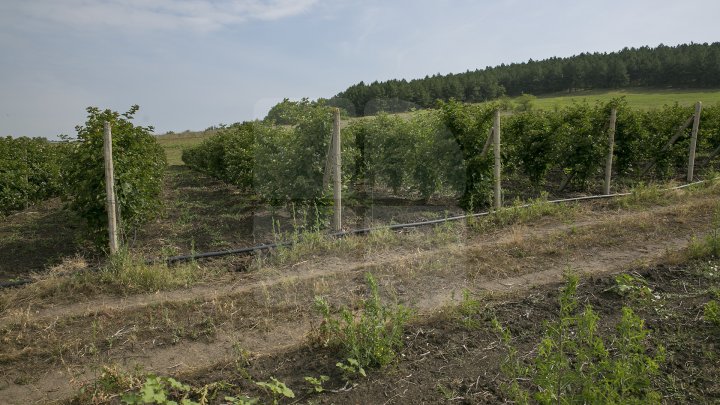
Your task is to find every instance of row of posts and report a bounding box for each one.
[102,101,704,252]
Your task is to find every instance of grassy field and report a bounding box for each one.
[155,131,218,165]
[529,87,720,110]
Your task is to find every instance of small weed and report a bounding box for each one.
[436,383,458,400]
[77,366,230,405]
[224,395,259,405]
[687,205,720,259]
[704,300,720,327]
[612,273,654,301]
[255,377,295,404]
[303,375,329,393]
[494,274,665,404]
[232,342,253,380]
[455,289,483,329]
[336,358,367,382]
[315,273,411,370]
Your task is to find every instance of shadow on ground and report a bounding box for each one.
[0,199,85,282]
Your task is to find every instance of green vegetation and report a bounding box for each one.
[315,273,411,369]
[330,42,720,116]
[530,88,720,111]
[255,378,295,404]
[705,300,720,327]
[65,105,166,246]
[494,274,665,404]
[612,273,654,302]
[182,97,720,222]
[182,107,337,213]
[0,137,69,215]
[688,204,720,259]
[77,367,231,405]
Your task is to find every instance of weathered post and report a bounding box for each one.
[687,101,702,182]
[493,109,502,209]
[332,108,342,232]
[603,108,617,195]
[103,121,119,254]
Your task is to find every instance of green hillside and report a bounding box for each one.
[528,88,720,110]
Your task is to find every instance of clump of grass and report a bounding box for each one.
[0,251,209,311]
[270,228,334,266]
[687,204,720,259]
[615,183,667,209]
[454,289,485,329]
[471,192,576,232]
[314,272,411,370]
[98,249,205,293]
[705,300,720,327]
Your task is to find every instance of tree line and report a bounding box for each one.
[325,42,720,116]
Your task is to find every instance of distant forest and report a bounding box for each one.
[327,42,720,116]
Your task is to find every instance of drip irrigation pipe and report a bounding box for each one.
[0,279,32,288]
[0,179,709,289]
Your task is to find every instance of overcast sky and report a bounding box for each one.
[1,0,719,138]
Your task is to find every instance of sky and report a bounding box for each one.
[1,0,720,139]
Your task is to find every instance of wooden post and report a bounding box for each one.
[687,101,702,182]
[332,108,342,232]
[603,108,617,195]
[103,121,119,254]
[493,109,502,209]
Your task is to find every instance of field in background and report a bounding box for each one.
[155,131,218,165]
[532,87,720,110]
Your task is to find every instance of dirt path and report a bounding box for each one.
[0,193,717,404]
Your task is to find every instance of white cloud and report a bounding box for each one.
[2,0,319,32]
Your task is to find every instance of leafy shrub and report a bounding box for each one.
[182,121,257,190]
[438,99,496,208]
[504,110,559,185]
[315,273,411,369]
[0,136,68,215]
[494,274,665,404]
[64,105,166,246]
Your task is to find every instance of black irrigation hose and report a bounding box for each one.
[159,180,708,265]
[0,279,33,289]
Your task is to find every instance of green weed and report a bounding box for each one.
[255,377,295,404]
[336,358,367,382]
[494,274,665,404]
[315,273,411,370]
[705,300,720,327]
[612,273,654,302]
[303,375,329,394]
[455,289,484,329]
